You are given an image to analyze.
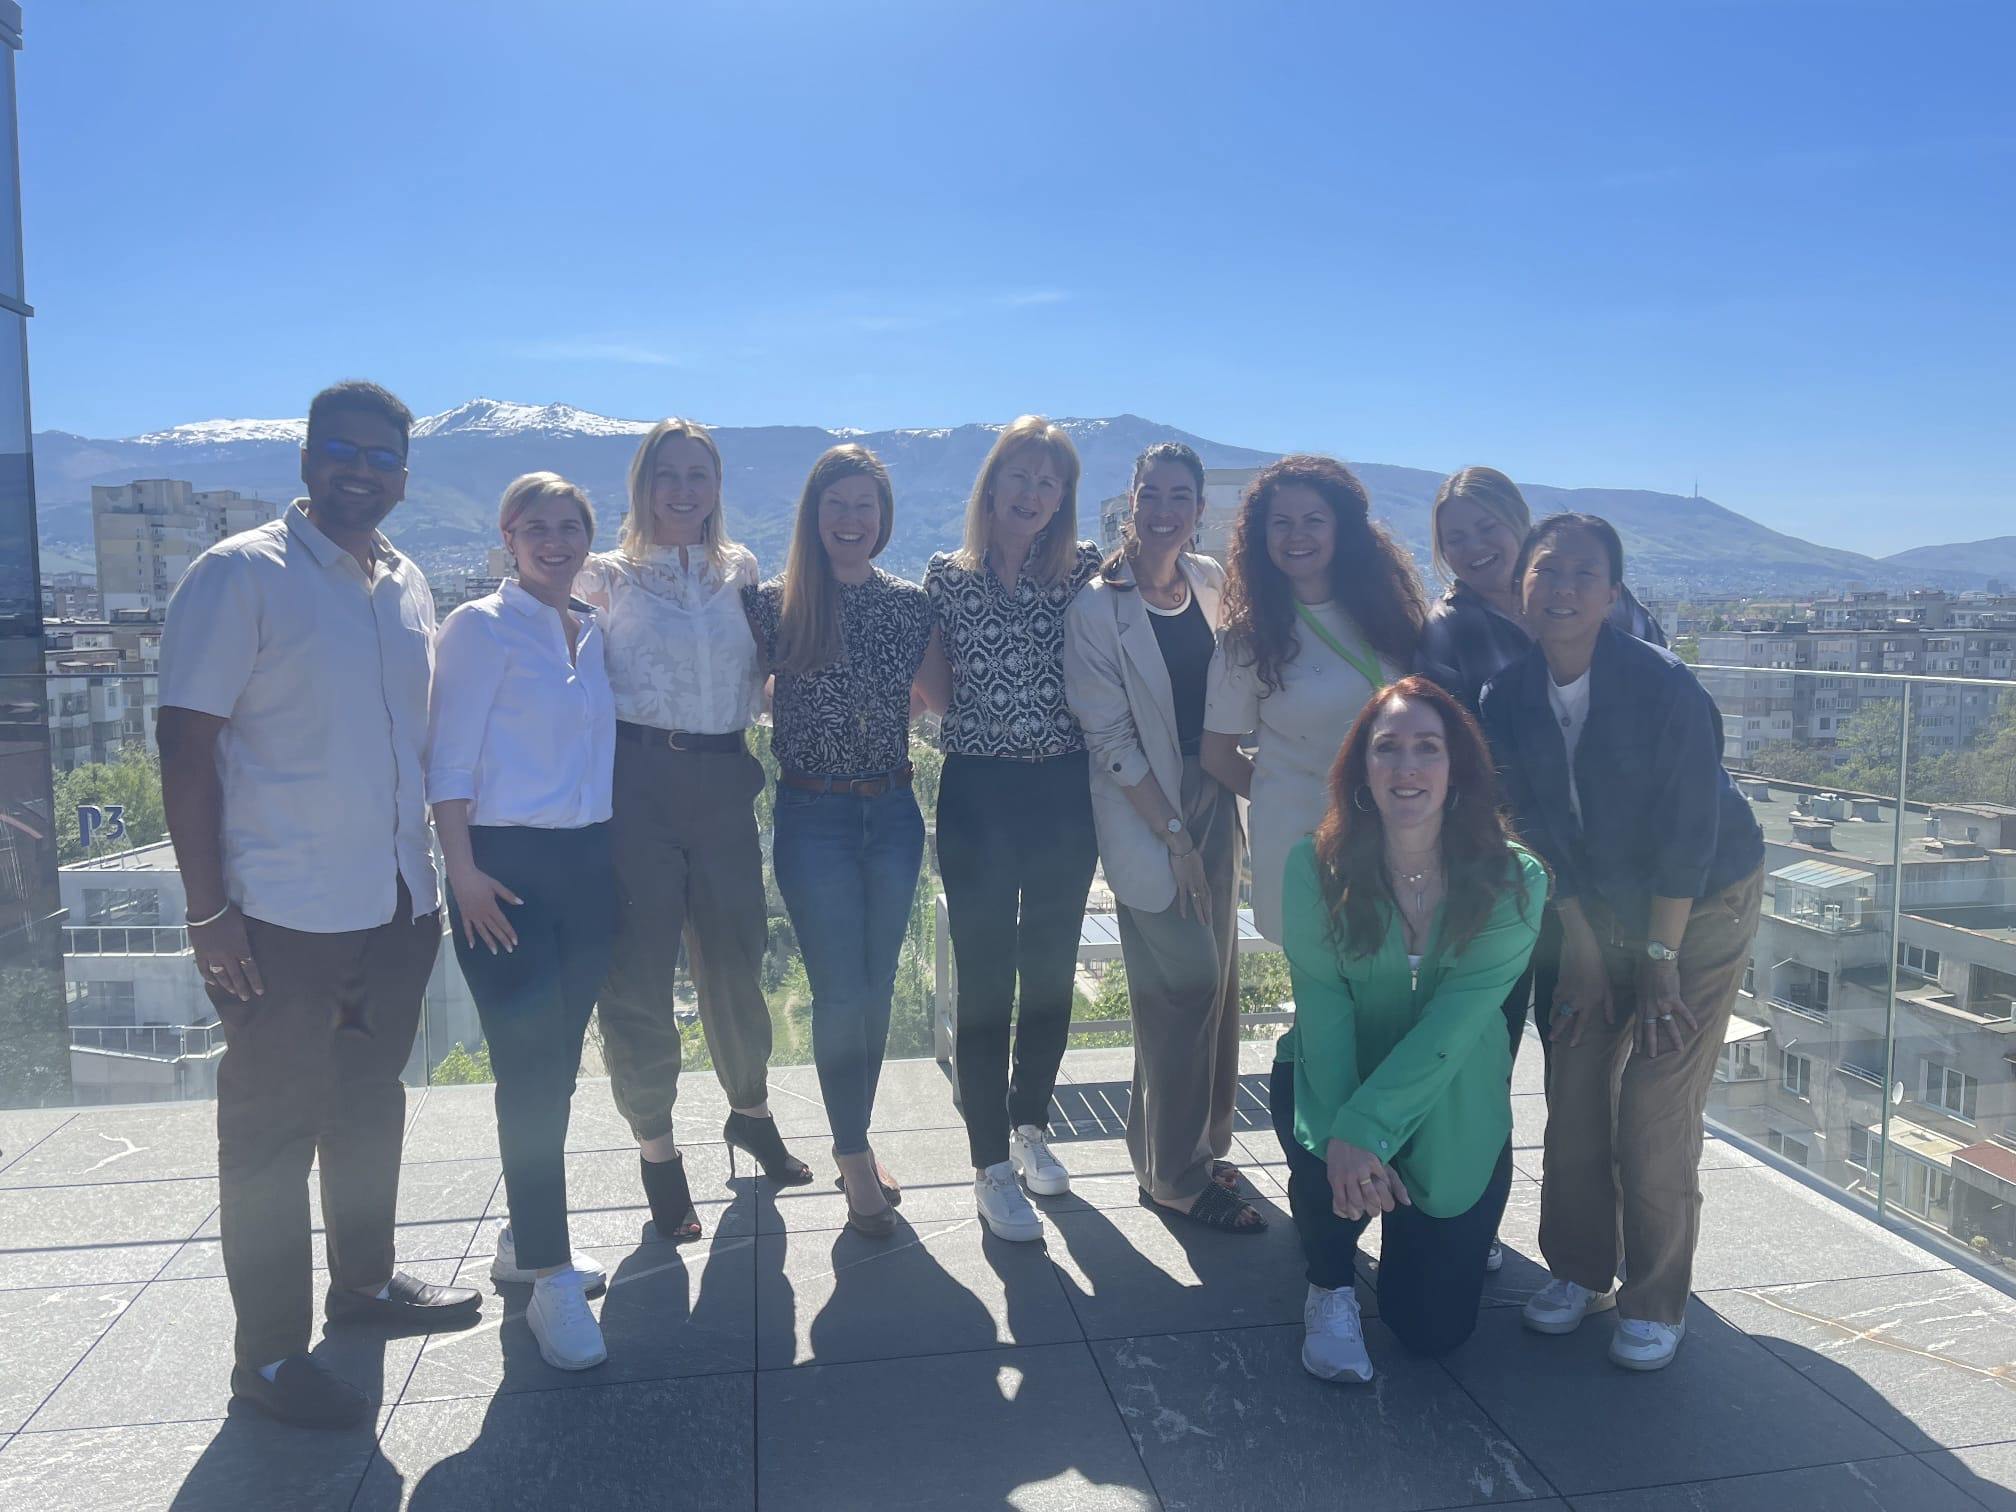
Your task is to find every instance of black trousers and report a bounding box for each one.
[450,823,615,1272]
[1270,1060,1513,1356]
[936,751,1098,1169]
[211,880,439,1367]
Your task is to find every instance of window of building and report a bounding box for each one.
[1968,964,2016,1020]
[1848,1125,1883,1171]
[1898,942,1942,979]
[65,979,136,1025]
[1889,1157,1953,1224]
[1923,1062,1979,1122]
[1782,1052,1813,1098]
[1764,1128,1811,1166]
[81,886,162,926]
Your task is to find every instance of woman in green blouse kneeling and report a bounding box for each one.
[1271,675,1547,1384]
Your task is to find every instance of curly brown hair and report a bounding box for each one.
[1220,455,1426,693]
[1313,676,1532,960]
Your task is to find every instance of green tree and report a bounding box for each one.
[430,1040,494,1085]
[53,749,167,862]
[1747,740,1834,787]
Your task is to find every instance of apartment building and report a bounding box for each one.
[58,842,484,1103]
[91,480,275,614]
[42,615,161,771]
[1699,624,2016,760]
[40,570,100,622]
[1709,785,2016,1259]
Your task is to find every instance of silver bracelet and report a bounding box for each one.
[186,901,232,928]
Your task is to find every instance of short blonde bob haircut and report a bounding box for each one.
[1429,465,1530,583]
[952,415,1082,585]
[773,444,895,677]
[498,470,596,537]
[618,417,740,577]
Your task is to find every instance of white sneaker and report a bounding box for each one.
[1521,1276,1616,1335]
[491,1225,608,1297]
[975,1161,1044,1242]
[1485,1239,1505,1273]
[1301,1284,1374,1383]
[525,1269,607,1371]
[1610,1315,1685,1371]
[1009,1124,1070,1196]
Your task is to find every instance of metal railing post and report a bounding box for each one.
[1875,681,1912,1223]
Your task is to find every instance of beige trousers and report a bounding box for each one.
[1538,866,1763,1324]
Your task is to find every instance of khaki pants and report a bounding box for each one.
[1538,866,1763,1325]
[599,738,773,1137]
[1115,758,1243,1202]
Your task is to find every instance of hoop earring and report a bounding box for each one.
[1352,785,1374,813]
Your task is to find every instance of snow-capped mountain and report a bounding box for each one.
[28,400,1923,592]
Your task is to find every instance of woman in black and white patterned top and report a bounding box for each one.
[924,415,1102,1244]
[742,445,941,1238]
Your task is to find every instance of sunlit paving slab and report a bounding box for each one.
[0,1046,2011,1511]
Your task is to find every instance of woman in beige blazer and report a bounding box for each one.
[1064,442,1264,1234]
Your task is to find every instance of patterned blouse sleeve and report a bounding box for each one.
[742,581,779,667]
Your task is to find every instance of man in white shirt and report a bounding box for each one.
[158,381,480,1430]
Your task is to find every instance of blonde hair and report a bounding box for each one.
[498,471,596,537]
[953,415,1082,585]
[773,445,894,677]
[618,417,739,576]
[1430,466,1531,582]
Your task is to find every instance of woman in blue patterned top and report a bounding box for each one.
[925,415,1103,1244]
[744,445,939,1239]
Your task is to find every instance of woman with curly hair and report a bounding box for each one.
[1273,676,1546,1382]
[1202,455,1426,942]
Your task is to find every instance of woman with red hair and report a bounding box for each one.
[1271,676,1546,1383]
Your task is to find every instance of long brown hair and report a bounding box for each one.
[773,445,895,676]
[1313,675,1529,960]
[1220,455,1425,693]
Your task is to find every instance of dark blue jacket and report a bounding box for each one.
[1478,624,1762,937]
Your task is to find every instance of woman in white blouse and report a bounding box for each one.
[576,419,812,1250]
[428,472,617,1372]
[1201,456,1426,942]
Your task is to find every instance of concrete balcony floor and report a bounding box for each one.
[1,1040,2013,1511]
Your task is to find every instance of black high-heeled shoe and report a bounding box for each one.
[723,1112,814,1187]
[837,1175,897,1239]
[638,1152,703,1243]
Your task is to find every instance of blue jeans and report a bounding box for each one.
[450,823,615,1271]
[772,782,926,1156]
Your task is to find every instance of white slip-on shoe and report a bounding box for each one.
[1521,1276,1616,1335]
[1610,1315,1685,1371]
[1301,1284,1374,1383]
[1009,1124,1071,1196]
[1485,1239,1505,1273]
[525,1269,608,1372]
[975,1161,1044,1242]
[491,1225,608,1297]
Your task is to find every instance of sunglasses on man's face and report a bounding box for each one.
[314,436,407,473]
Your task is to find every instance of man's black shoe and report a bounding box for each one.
[229,1356,370,1429]
[324,1271,483,1332]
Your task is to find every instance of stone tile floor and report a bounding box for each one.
[0,1041,2011,1510]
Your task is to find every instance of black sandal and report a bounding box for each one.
[1141,1180,1268,1235]
[723,1112,815,1187]
[639,1152,703,1244]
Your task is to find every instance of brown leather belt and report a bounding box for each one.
[779,764,914,797]
[616,721,744,754]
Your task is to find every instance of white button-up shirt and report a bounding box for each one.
[426,581,615,828]
[575,543,763,734]
[159,501,440,933]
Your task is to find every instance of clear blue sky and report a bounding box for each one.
[19,1,2014,554]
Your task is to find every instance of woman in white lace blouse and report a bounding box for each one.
[576,418,813,1247]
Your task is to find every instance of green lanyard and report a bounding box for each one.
[1293,601,1382,688]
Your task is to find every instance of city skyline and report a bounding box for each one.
[19,1,2015,556]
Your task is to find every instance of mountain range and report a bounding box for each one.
[29,399,2001,596]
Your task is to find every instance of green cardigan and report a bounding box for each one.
[1276,837,1548,1218]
